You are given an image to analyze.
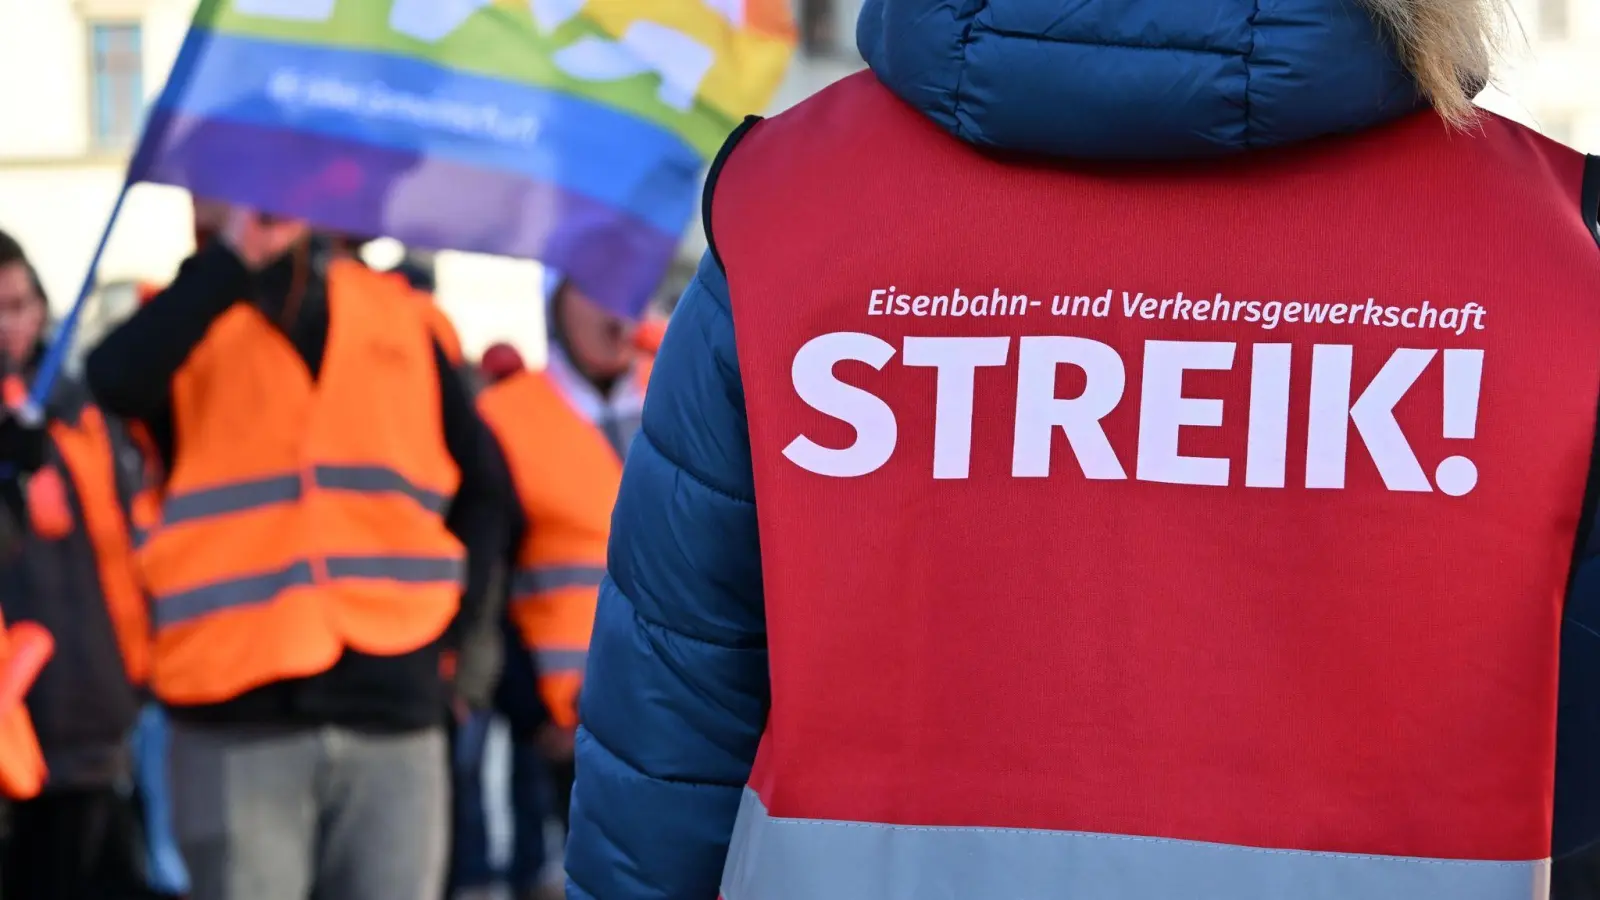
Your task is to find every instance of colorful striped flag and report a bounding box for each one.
[130,0,796,318]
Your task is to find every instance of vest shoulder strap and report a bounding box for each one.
[1584,154,1599,251]
[1566,154,1600,570]
[100,416,143,516]
[702,115,763,272]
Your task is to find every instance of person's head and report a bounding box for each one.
[1358,0,1505,127]
[552,279,637,385]
[192,196,229,248]
[0,230,47,367]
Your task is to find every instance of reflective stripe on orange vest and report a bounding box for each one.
[509,564,606,599]
[721,790,1548,900]
[508,560,606,676]
[160,464,450,526]
[153,556,466,628]
[141,259,464,706]
[479,369,619,726]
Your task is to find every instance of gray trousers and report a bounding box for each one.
[168,721,448,900]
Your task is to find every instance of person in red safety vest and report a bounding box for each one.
[563,0,1600,898]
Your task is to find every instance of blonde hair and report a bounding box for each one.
[1359,0,1506,127]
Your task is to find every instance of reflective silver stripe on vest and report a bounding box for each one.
[534,648,588,675]
[162,475,301,526]
[511,564,606,599]
[721,789,1549,900]
[159,465,449,528]
[313,465,450,515]
[324,555,464,583]
[154,560,315,628]
[153,555,466,628]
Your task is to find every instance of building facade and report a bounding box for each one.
[1477,0,1600,146]
[0,0,1591,358]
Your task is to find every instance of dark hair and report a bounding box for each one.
[0,228,47,305]
[0,228,25,269]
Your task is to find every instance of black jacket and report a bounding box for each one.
[0,370,141,788]
[85,241,511,732]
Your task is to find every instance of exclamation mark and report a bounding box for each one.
[1435,349,1484,497]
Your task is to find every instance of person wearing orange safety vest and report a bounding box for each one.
[447,342,551,900]
[0,229,149,899]
[84,209,511,900]
[456,280,656,900]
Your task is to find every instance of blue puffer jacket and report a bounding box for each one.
[567,2,1424,897]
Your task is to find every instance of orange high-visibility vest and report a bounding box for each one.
[0,615,51,800]
[139,259,465,706]
[478,369,619,727]
[377,267,465,367]
[48,406,150,686]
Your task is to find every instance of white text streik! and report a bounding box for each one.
[785,334,1485,496]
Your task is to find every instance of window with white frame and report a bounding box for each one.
[87,21,144,151]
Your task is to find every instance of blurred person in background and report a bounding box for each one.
[567,0,1600,898]
[84,204,510,900]
[0,229,150,898]
[464,281,657,900]
[447,340,562,900]
[490,276,654,815]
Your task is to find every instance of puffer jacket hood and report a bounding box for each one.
[857,0,1425,160]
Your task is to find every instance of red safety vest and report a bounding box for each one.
[710,72,1600,900]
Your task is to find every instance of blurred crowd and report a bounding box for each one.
[0,199,663,900]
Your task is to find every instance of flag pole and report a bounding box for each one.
[17,1,216,426]
[18,178,132,427]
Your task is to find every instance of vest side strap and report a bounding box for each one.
[1568,154,1600,571]
[1583,155,1600,251]
[702,115,764,273]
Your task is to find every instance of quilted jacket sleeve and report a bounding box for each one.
[565,252,769,900]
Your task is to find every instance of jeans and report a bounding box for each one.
[450,712,554,892]
[169,721,448,900]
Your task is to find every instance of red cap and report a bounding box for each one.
[634,318,668,355]
[480,342,526,384]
